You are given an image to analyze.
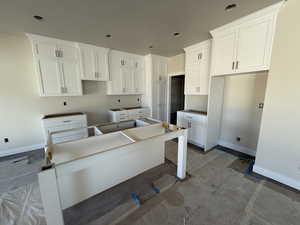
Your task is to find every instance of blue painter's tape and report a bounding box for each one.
[151,183,160,193]
[131,192,141,206]
[244,160,262,180]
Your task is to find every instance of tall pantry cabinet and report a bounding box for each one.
[143,54,168,121]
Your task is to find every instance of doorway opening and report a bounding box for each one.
[169,75,185,124]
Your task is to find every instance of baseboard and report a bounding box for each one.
[0,143,45,157]
[218,140,256,157]
[253,165,300,190]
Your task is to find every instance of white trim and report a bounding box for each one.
[218,140,256,156]
[166,73,185,123]
[253,165,300,191]
[184,39,212,52]
[0,143,45,157]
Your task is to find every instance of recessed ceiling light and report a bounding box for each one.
[173,32,181,37]
[225,4,237,11]
[33,15,44,21]
[105,34,112,38]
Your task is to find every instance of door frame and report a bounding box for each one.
[166,72,185,124]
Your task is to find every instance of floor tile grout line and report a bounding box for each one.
[240,180,266,225]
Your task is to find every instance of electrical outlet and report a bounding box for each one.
[63,101,67,106]
[118,99,121,103]
[137,98,140,102]
[4,138,9,143]
[236,137,241,142]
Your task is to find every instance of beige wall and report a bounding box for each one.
[0,33,141,152]
[167,53,185,75]
[167,53,208,112]
[220,73,268,154]
[254,0,300,189]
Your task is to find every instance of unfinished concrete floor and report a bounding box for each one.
[116,141,300,225]
[0,141,299,225]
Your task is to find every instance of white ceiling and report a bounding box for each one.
[0,0,281,56]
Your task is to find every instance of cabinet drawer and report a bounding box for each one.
[43,115,87,127]
[184,113,206,122]
[46,122,86,134]
[52,132,88,144]
[119,115,129,121]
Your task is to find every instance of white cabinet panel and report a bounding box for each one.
[38,59,62,96]
[78,45,96,80]
[212,32,237,76]
[78,43,109,81]
[34,41,57,58]
[210,3,282,76]
[121,66,134,94]
[184,40,211,95]
[95,49,109,81]
[58,44,78,61]
[28,34,83,96]
[107,50,144,95]
[177,111,207,148]
[236,17,272,73]
[61,61,82,95]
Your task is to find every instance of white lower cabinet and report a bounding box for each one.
[42,113,88,144]
[177,111,207,148]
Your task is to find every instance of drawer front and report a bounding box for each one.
[119,115,129,121]
[52,132,88,144]
[184,113,206,123]
[46,123,87,138]
[43,115,87,128]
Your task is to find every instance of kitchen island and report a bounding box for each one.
[39,120,188,225]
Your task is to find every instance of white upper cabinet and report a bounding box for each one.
[184,40,211,95]
[77,43,109,81]
[212,31,237,76]
[107,50,144,95]
[210,2,283,76]
[28,34,82,96]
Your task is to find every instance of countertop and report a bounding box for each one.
[109,107,143,111]
[42,112,85,119]
[180,110,207,116]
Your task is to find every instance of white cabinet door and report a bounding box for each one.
[107,50,145,95]
[120,65,134,94]
[107,51,123,94]
[59,43,82,95]
[210,3,282,76]
[184,41,211,95]
[34,41,63,96]
[38,58,62,96]
[235,17,273,73]
[78,45,96,80]
[28,35,83,96]
[95,48,109,81]
[212,31,237,76]
[34,41,57,58]
[190,120,203,146]
[78,44,109,81]
[185,49,201,95]
[132,57,144,94]
[58,44,78,61]
[60,61,82,95]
